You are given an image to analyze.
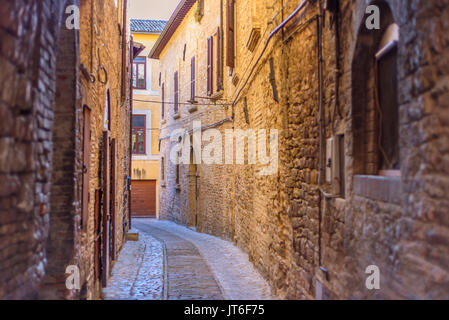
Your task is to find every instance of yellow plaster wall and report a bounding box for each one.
[131,32,162,216]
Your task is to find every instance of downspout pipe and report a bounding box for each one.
[122,0,128,102]
[220,0,224,91]
[123,0,132,230]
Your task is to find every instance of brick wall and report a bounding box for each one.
[0,0,131,299]
[76,0,131,299]
[0,0,66,299]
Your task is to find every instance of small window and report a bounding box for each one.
[174,71,179,115]
[226,0,235,68]
[176,151,181,185]
[161,83,165,120]
[161,156,165,181]
[190,57,196,102]
[215,27,222,91]
[195,0,204,22]
[132,115,146,154]
[133,57,146,89]
[207,36,213,96]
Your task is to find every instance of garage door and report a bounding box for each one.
[131,180,156,217]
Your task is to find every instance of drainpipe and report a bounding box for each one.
[316,0,328,281]
[220,0,224,91]
[122,0,128,101]
[123,0,132,230]
[317,11,325,186]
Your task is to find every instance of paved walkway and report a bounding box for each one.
[103,230,164,300]
[104,218,276,300]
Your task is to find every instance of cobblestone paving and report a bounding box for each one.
[135,219,276,300]
[103,230,163,300]
[104,218,276,300]
[135,220,223,300]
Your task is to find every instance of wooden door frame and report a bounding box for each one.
[101,131,110,288]
[110,139,117,262]
[82,106,91,229]
[94,189,101,282]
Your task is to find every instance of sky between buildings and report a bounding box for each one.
[129,0,181,20]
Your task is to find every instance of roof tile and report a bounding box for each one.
[131,19,168,33]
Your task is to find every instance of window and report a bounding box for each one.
[352,3,399,177]
[161,83,165,120]
[376,23,400,175]
[195,0,204,22]
[133,57,146,89]
[207,36,213,95]
[206,29,222,96]
[190,57,196,102]
[176,152,181,185]
[207,37,213,95]
[104,90,111,131]
[174,71,179,115]
[82,106,91,229]
[132,115,146,154]
[161,157,165,181]
[226,0,235,68]
[215,27,222,91]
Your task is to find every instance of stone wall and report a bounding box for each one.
[158,0,234,240]
[156,0,449,300]
[230,0,449,299]
[0,0,67,300]
[76,0,132,299]
[0,0,131,300]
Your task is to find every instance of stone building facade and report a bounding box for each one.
[153,0,449,299]
[0,0,132,299]
[152,0,235,236]
[130,19,167,218]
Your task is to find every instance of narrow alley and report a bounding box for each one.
[104,219,275,300]
[1,0,449,303]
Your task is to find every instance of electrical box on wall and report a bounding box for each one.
[325,135,345,197]
[326,138,333,184]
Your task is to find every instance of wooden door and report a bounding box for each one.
[82,107,91,229]
[94,189,101,281]
[195,171,199,228]
[110,139,117,262]
[101,131,110,287]
[131,180,156,217]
